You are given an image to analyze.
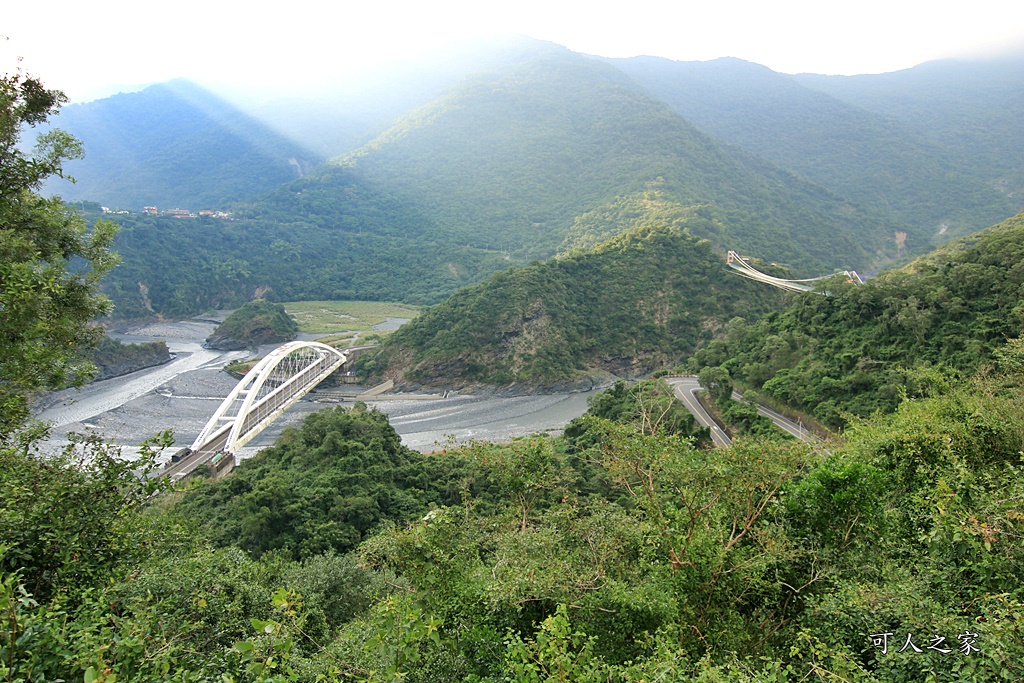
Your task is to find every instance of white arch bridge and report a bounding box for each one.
[727,250,863,293]
[160,341,349,480]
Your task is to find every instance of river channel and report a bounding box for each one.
[34,319,598,461]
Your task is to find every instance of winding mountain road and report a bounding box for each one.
[665,376,817,446]
[666,377,732,447]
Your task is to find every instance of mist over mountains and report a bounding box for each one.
[610,55,1020,238]
[45,80,319,210]
[39,38,1024,319]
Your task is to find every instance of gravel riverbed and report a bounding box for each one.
[34,318,596,461]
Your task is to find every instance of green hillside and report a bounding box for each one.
[206,299,299,350]
[612,56,1018,239]
[318,50,906,269]
[42,80,320,209]
[796,55,1024,216]
[358,207,787,387]
[39,46,1024,326]
[98,50,923,319]
[691,210,1024,428]
[97,198,510,318]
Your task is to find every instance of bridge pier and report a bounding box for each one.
[208,451,235,478]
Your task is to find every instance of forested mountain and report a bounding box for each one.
[313,49,908,269]
[44,42,1023,322]
[691,209,1024,428]
[39,37,577,208]
[796,54,1024,209]
[42,80,321,209]
[357,207,787,388]
[610,56,1019,239]
[98,49,917,319]
[95,193,511,318]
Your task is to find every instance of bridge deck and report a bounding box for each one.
[158,341,354,480]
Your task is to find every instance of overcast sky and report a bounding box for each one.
[4,0,1023,103]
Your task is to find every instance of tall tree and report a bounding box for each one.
[0,71,117,437]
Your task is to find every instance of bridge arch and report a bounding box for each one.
[190,341,349,455]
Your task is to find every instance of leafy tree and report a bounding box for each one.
[0,431,169,602]
[206,298,299,350]
[698,365,732,405]
[692,210,1024,429]
[175,404,473,559]
[566,379,710,451]
[0,71,117,437]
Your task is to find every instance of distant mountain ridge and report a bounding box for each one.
[610,55,1020,240]
[47,40,1023,319]
[43,80,321,209]
[97,48,920,319]
[795,55,1024,217]
[288,49,909,270]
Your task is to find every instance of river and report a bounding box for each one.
[34,318,598,461]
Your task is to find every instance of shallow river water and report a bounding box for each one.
[34,319,597,461]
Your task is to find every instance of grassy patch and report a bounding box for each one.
[282,301,421,334]
[224,358,259,379]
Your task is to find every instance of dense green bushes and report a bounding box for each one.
[342,367,1023,680]
[691,210,1024,429]
[206,299,299,350]
[4,356,1023,680]
[359,218,786,387]
[175,405,470,559]
[88,335,171,380]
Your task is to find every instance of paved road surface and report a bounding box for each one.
[666,377,732,447]
[666,376,817,446]
[738,392,817,441]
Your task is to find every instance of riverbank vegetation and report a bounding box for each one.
[88,335,171,381]
[206,299,299,350]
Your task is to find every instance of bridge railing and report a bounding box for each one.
[230,349,345,450]
[190,341,348,454]
[726,250,861,293]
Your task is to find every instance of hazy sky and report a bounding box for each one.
[4,0,1023,102]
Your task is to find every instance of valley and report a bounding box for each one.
[36,318,599,458]
[4,36,1024,682]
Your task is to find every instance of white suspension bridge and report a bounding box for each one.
[726,250,863,293]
